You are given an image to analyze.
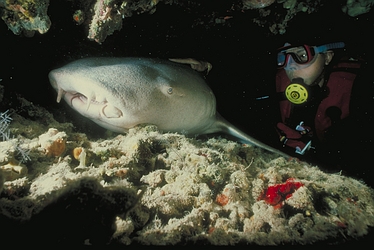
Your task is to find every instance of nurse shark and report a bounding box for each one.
[49,57,288,158]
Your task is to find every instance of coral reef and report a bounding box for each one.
[243,0,276,9]
[2,0,373,42]
[0,97,373,245]
[250,0,322,35]
[0,0,50,36]
[342,0,374,16]
[87,0,164,43]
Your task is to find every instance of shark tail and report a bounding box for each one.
[214,114,290,158]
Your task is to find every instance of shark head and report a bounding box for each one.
[48,68,128,132]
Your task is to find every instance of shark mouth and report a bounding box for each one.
[56,87,106,106]
[56,87,123,119]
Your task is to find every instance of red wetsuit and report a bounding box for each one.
[275,60,361,154]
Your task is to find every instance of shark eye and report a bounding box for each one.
[167,87,173,94]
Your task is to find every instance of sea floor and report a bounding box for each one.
[0,96,373,246]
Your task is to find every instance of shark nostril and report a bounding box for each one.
[69,93,88,109]
[79,94,88,102]
[71,93,87,102]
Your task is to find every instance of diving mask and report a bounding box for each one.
[277,42,345,69]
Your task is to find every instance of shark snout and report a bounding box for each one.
[49,70,69,103]
[49,70,90,105]
[49,70,123,120]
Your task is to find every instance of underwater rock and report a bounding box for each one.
[0,0,51,36]
[0,140,16,164]
[87,0,123,43]
[2,177,138,245]
[243,0,275,9]
[0,163,27,181]
[251,0,322,35]
[38,128,67,157]
[342,0,374,17]
[87,0,161,43]
[0,98,373,245]
[2,1,373,42]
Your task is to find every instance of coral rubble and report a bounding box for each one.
[0,97,373,245]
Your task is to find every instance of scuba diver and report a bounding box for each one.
[274,41,374,170]
[275,42,351,155]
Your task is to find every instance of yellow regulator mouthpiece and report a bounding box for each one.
[285,82,308,104]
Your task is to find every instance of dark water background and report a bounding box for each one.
[1,1,374,186]
[1,1,374,246]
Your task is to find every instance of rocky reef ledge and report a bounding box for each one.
[1,0,373,43]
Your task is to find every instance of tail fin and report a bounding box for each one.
[215,114,290,158]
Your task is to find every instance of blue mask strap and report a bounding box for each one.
[314,42,345,54]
